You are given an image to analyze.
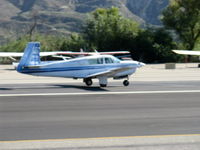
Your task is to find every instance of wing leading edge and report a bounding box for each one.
[85,67,132,78]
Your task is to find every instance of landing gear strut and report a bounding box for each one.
[84,78,93,86]
[98,76,107,87]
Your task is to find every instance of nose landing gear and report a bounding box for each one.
[123,76,129,86]
[123,80,129,86]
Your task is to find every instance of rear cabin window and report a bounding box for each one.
[88,58,104,64]
[88,59,98,64]
[97,58,104,64]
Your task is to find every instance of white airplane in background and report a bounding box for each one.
[0,48,130,69]
[0,51,66,61]
[15,42,145,87]
[172,50,200,56]
[0,51,70,69]
[172,50,200,65]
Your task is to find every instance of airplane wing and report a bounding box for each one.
[0,52,61,57]
[98,51,130,55]
[0,52,23,57]
[0,51,131,62]
[57,51,130,56]
[0,51,66,62]
[40,52,63,57]
[0,52,24,61]
[0,51,130,57]
[85,67,131,78]
[0,51,65,58]
[172,50,200,56]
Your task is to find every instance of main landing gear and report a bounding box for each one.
[84,78,93,86]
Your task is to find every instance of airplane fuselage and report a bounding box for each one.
[18,55,140,79]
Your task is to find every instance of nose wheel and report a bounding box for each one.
[123,80,129,86]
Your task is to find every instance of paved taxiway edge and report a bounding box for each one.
[1,134,200,150]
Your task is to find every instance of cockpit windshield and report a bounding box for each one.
[112,56,121,63]
[105,56,120,64]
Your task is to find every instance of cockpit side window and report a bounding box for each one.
[105,57,114,64]
[88,57,120,65]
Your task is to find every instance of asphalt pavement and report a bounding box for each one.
[0,64,200,149]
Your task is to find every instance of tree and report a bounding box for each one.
[84,7,139,51]
[162,0,200,50]
[60,33,87,51]
[0,34,65,52]
[132,28,180,63]
[28,10,38,41]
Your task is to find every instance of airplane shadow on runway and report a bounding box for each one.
[4,69,15,71]
[53,84,109,91]
[0,84,109,92]
[0,88,12,90]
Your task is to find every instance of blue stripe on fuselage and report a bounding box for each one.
[19,64,135,74]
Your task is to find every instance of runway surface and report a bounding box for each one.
[0,81,200,142]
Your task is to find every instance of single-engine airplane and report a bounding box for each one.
[16,42,145,87]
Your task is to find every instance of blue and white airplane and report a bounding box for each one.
[16,42,145,87]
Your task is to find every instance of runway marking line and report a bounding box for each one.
[0,90,200,97]
[0,134,200,143]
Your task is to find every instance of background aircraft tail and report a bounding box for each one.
[17,42,41,72]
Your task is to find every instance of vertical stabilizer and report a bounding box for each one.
[17,42,40,72]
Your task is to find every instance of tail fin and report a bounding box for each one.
[17,42,40,72]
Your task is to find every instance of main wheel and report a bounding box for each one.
[123,80,129,86]
[84,79,93,86]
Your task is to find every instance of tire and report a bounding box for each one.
[85,79,93,86]
[123,80,129,86]
[100,84,107,87]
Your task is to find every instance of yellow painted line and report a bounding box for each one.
[1,134,200,143]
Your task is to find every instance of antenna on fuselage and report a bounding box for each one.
[80,48,84,53]
[93,49,100,55]
[94,49,98,53]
